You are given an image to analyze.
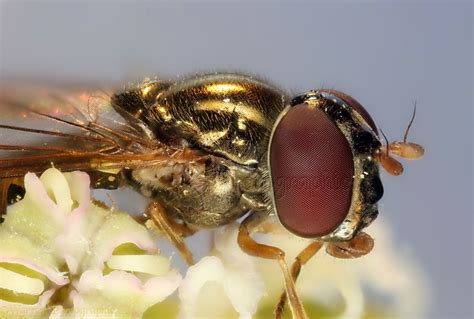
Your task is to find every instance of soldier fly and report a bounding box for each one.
[0,73,424,318]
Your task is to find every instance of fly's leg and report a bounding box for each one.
[237,212,307,319]
[142,201,196,265]
[275,241,323,319]
[275,232,374,317]
[0,179,10,220]
[325,232,374,259]
[0,178,25,222]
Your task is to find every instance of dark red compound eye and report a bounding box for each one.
[270,104,354,238]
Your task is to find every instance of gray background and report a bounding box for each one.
[1,1,472,318]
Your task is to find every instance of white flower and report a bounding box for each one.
[179,223,265,319]
[179,217,429,319]
[0,168,181,318]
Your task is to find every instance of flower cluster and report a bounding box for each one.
[0,169,430,318]
[0,169,180,318]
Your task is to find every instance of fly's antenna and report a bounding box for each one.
[403,101,417,142]
[379,128,390,156]
[385,101,424,160]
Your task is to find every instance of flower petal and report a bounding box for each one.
[0,267,44,295]
[179,223,265,319]
[106,255,170,276]
[71,269,181,317]
[55,207,160,275]
[38,168,74,213]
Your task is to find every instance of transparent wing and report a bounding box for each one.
[0,84,199,179]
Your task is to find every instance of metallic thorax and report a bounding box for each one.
[112,74,288,228]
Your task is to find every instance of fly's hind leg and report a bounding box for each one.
[237,212,307,319]
[141,201,196,265]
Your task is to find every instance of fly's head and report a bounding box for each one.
[268,90,424,242]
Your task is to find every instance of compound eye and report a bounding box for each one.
[270,104,354,237]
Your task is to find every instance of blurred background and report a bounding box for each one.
[1,1,472,318]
